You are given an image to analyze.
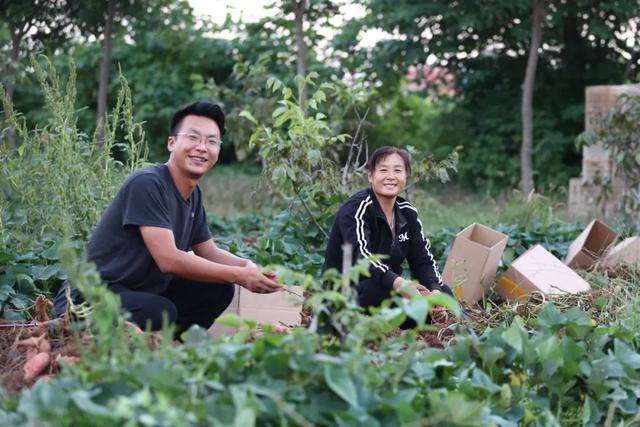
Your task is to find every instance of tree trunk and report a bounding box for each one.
[520,0,545,194]
[96,0,116,145]
[294,0,307,103]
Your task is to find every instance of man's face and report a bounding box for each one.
[167,115,221,179]
[367,153,408,199]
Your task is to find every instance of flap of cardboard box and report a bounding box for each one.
[565,219,618,269]
[498,245,590,301]
[603,236,640,267]
[458,223,508,249]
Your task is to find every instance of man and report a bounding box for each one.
[54,101,281,333]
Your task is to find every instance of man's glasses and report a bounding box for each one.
[175,132,222,148]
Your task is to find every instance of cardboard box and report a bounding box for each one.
[602,237,640,268]
[238,285,304,325]
[496,245,591,302]
[442,223,508,305]
[209,285,304,337]
[565,219,618,270]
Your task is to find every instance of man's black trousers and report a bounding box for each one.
[53,279,235,334]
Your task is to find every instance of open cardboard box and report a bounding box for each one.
[602,236,640,268]
[496,245,590,302]
[565,219,618,270]
[210,285,303,337]
[442,223,508,305]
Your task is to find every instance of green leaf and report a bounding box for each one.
[426,292,460,317]
[239,110,258,125]
[14,273,36,294]
[272,106,287,118]
[11,293,31,310]
[216,314,247,328]
[324,365,359,407]
[564,308,593,339]
[307,149,321,166]
[30,264,62,281]
[501,318,526,355]
[233,408,256,427]
[294,75,305,99]
[614,339,640,369]
[42,240,62,260]
[70,389,116,418]
[470,368,501,394]
[403,297,428,326]
[534,303,565,330]
[0,284,14,302]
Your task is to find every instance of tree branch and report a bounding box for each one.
[294,185,329,240]
[341,108,369,186]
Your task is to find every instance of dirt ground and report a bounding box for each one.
[0,296,80,394]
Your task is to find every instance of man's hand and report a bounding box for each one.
[244,260,279,283]
[237,264,282,294]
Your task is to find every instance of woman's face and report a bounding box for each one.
[368,153,408,199]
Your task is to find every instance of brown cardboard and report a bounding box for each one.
[210,285,304,337]
[238,285,304,325]
[442,223,508,305]
[602,237,640,268]
[565,219,618,270]
[496,245,591,302]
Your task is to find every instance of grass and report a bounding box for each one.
[200,164,275,218]
[412,184,574,233]
[200,167,627,237]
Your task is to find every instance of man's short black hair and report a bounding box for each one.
[170,101,226,136]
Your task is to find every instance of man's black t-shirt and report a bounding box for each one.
[87,163,211,294]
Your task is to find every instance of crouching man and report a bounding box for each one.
[54,101,281,333]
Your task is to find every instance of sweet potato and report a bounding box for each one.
[17,333,50,353]
[23,352,51,383]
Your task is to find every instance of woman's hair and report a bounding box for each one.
[366,146,411,175]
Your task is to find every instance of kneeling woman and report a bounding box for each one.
[323,146,454,325]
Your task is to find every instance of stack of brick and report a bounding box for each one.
[568,84,640,218]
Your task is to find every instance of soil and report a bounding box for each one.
[0,297,80,394]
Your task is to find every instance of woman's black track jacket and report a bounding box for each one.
[323,188,443,292]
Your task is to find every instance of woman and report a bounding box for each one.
[323,146,454,326]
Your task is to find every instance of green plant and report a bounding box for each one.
[0,55,148,319]
[241,73,460,246]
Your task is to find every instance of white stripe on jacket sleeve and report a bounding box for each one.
[355,196,388,272]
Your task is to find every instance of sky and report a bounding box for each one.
[186,0,391,48]
[188,0,272,25]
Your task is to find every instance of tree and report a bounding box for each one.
[0,0,73,145]
[520,0,545,194]
[67,0,157,145]
[233,0,341,85]
[294,0,308,102]
[96,0,116,143]
[8,0,234,162]
[341,0,640,191]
